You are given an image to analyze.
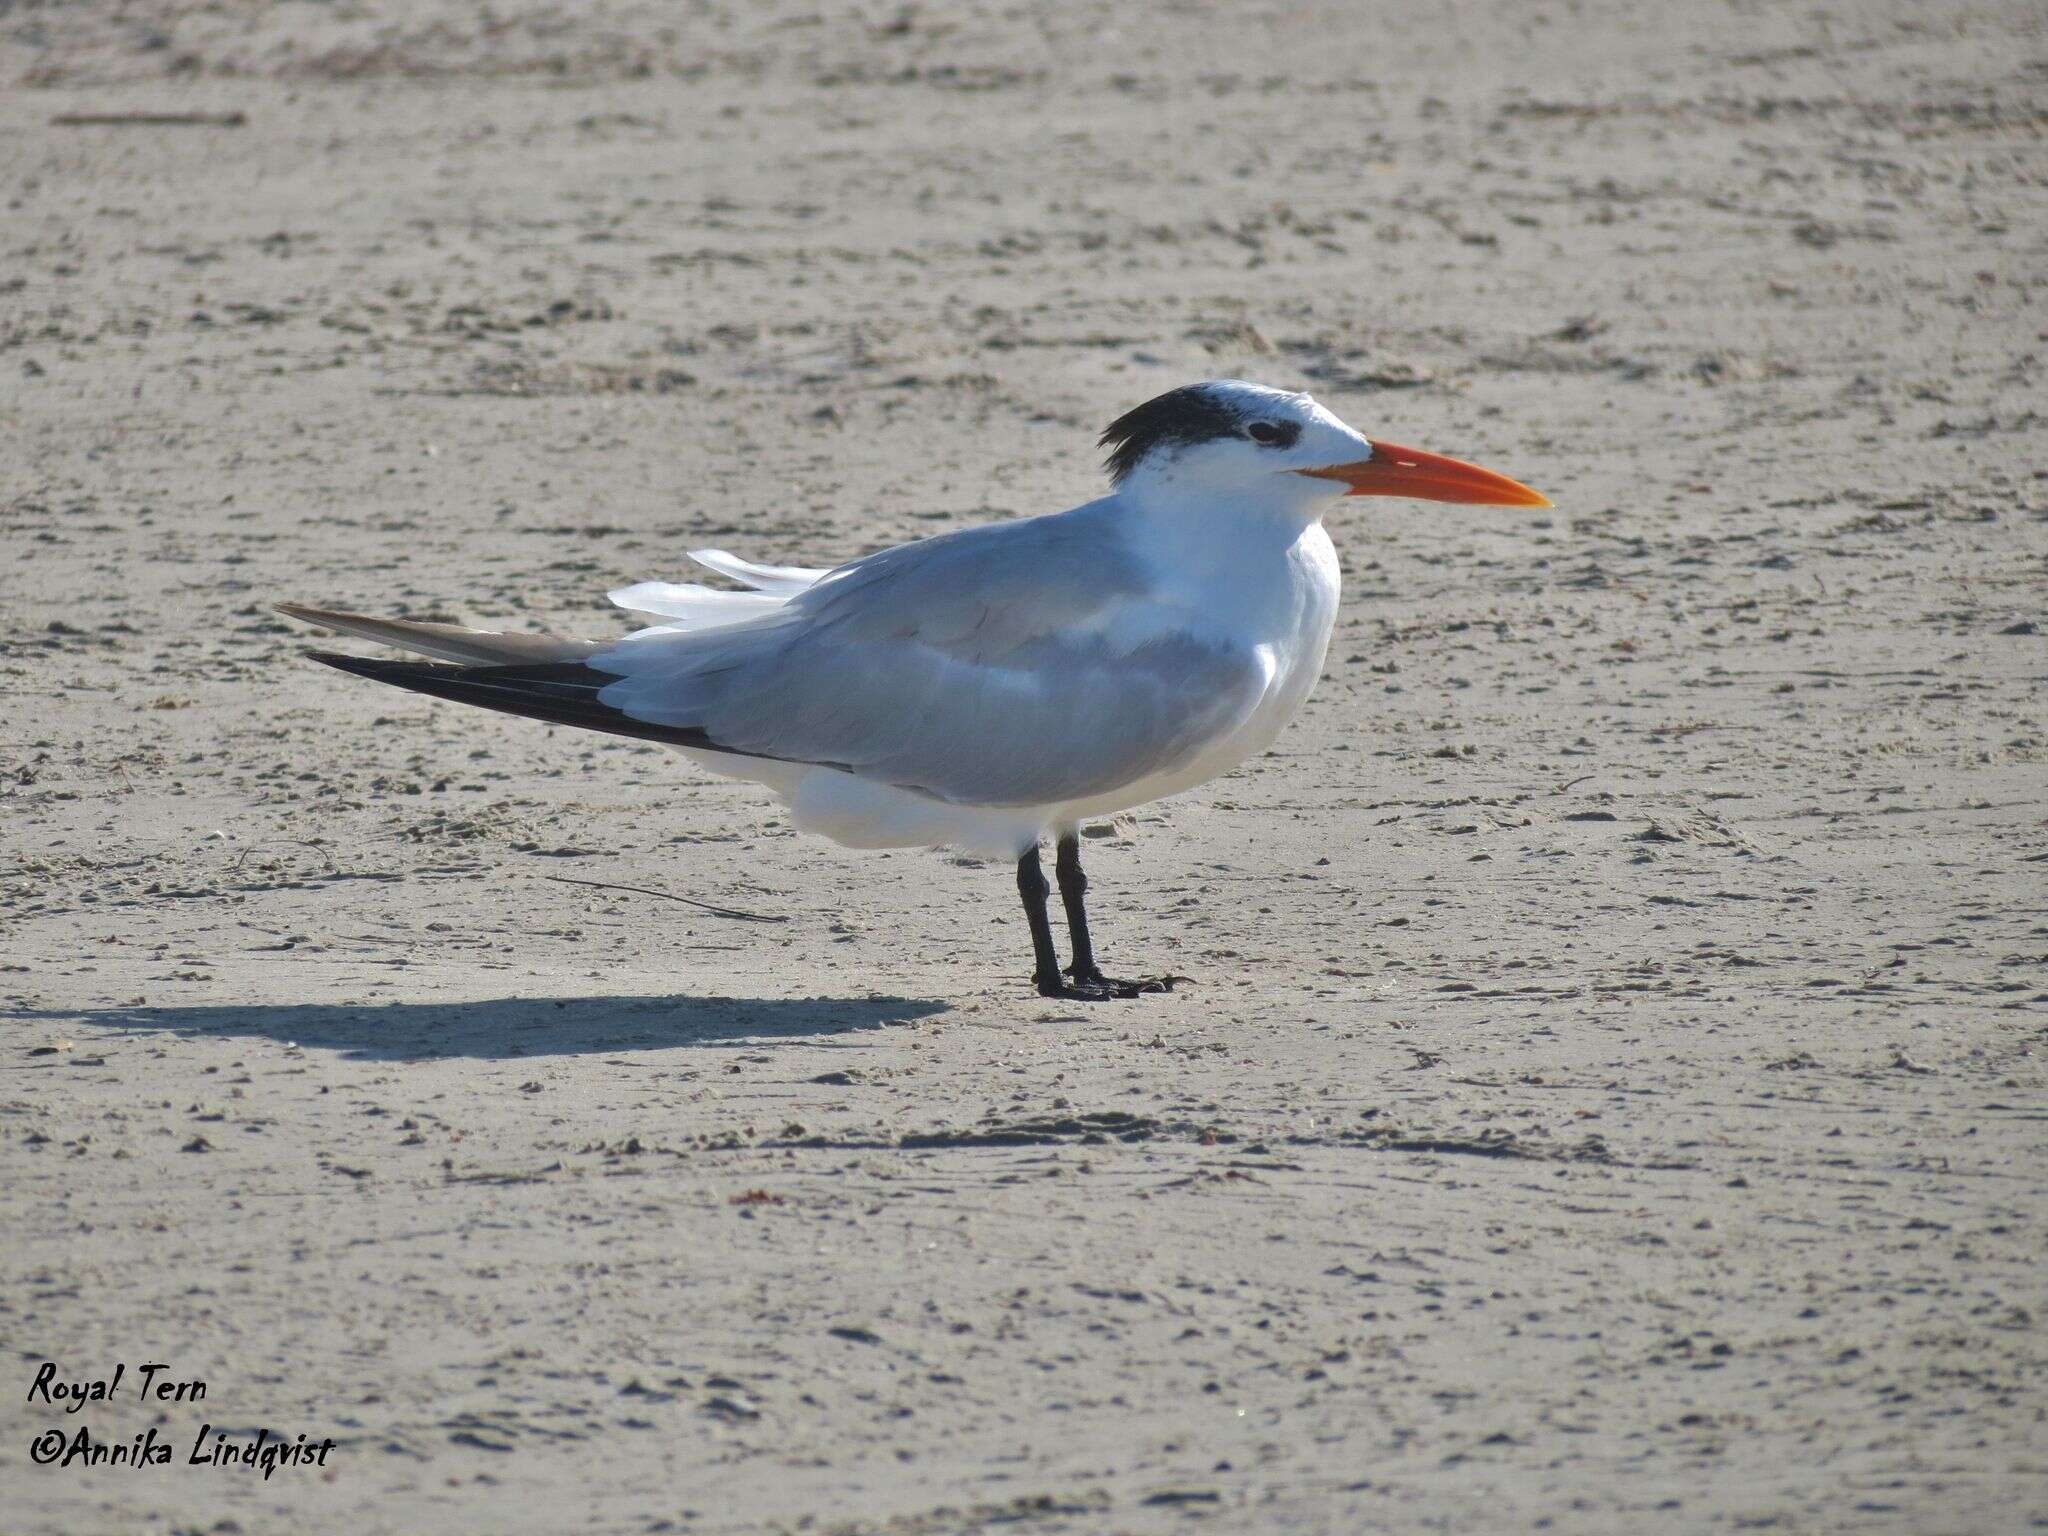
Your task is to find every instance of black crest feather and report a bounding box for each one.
[1098,384,1248,485]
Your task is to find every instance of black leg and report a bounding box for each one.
[1054,833,1100,980]
[1052,834,1178,999]
[1017,846,1065,997]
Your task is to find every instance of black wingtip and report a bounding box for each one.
[299,649,748,756]
[305,649,437,680]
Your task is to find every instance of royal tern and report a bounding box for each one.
[283,380,1547,999]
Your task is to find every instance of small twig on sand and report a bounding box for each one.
[228,841,342,876]
[51,111,248,128]
[542,873,787,924]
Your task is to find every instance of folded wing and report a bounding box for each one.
[594,509,1272,806]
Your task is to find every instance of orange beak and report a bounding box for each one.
[1299,440,1551,507]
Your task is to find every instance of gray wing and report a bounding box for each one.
[592,506,1271,806]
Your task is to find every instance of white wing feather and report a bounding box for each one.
[686,548,827,596]
[607,549,827,630]
[606,582,788,630]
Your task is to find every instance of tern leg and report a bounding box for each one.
[1017,843,1168,1001]
[1017,847,1067,997]
[1053,834,1176,998]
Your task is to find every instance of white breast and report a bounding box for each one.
[1050,515,1340,826]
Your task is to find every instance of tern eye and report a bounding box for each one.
[1246,420,1298,448]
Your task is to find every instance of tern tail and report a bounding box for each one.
[276,603,601,666]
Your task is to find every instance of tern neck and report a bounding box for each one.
[1115,463,1341,530]
[1115,475,1338,572]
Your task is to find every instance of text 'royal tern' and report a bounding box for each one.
[283,380,1548,999]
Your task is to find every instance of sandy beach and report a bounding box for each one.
[3,1,2044,1530]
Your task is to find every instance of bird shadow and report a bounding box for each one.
[7,993,950,1061]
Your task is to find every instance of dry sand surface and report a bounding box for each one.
[4,1,2046,1531]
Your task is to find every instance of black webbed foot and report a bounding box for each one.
[1069,963,1181,998]
[1030,965,1182,1001]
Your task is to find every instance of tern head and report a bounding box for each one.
[1100,379,1549,516]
